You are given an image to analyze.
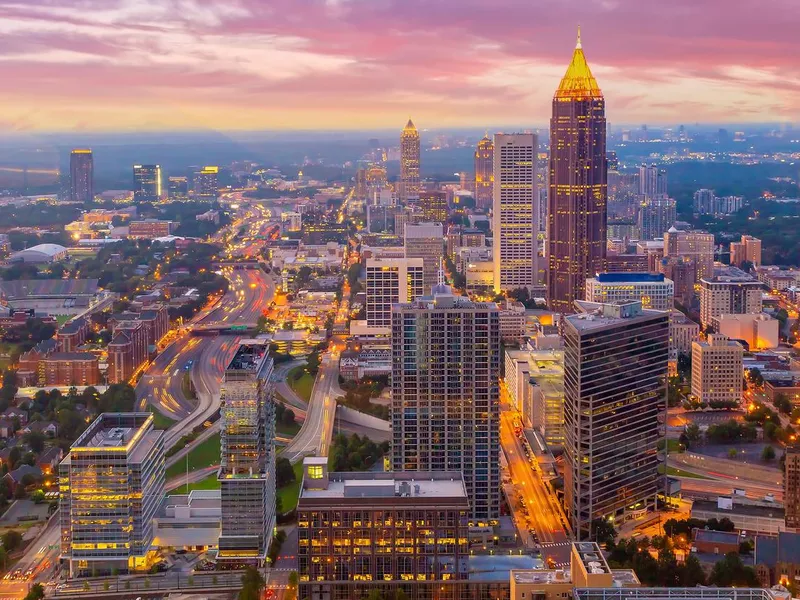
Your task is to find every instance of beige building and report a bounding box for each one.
[691,335,743,404]
[404,222,443,293]
[730,235,762,268]
[669,312,700,358]
[716,313,779,350]
[700,266,764,329]
[365,258,424,328]
[663,225,714,281]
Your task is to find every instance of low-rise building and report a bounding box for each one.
[585,272,675,311]
[717,313,780,350]
[692,528,741,555]
[128,219,176,239]
[41,352,101,386]
[691,334,744,404]
[57,317,90,352]
[755,531,800,587]
[692,497,785,536]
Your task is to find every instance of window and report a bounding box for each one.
[309,466,323,479]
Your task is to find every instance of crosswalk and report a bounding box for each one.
[540,541,572,548]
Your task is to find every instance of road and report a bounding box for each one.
[281,353,339,463]
[498,408,571,566]
[0,511,62,597]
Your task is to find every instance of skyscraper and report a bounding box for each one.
[547,31,607,313]
[563,301,669,539]
[638,195,676,241]
[418,190,448,223]
[493,133,541,293]
[365,258,424,327]
[391,285,501,520]
[168,176,189,200]
[663,225,715,282]
[474,134,494,210]
[70,149,94,203]
[786,447,800,532]
[133,165,162,202]
[194,166,219,200]
[59,413,165,576]
[218,341,276,565]
[638,164,668,198]
[399,119,421,202]
[404,222,444,293]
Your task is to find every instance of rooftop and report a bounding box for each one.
[595,272,666,283]
[300,470,468,502]
[71,412,155,452]
[0,279,98,299]
[554,28,602,100]
[568,301,665,332]
[692,498,784,519]
[703,266,761,283]
[226,340,270,373]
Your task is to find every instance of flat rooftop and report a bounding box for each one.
[692,499,785,519]
[568,301,665,332]
[226,340,270,373]
[301,471,468,501]
[595,272,666,283]
[71,412,156,452]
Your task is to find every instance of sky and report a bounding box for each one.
[0,0,798,132]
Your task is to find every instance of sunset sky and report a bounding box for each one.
[0,0,797,132]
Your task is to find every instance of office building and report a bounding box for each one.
[658,256,697,307]
[585,272,674,311]
[218,341,276,564]
[691,334,743,404]
[505,349,565,447]
[194,166,219,200]
[59,413,165,577]
[69,149,94,203]
[281,211,302,232]
[638,195,676,241]
[730,235,762,268]
[786,448,800,532]
[42,352,101,386]
[128,219,176,239]
[404,222,444,293]
[418,190,448,223]
[669,312,699,359]
[365,258,424,327]
[606,254,649,273]
[474,134,494,210]
[392,285,501,520]
[168,176,189,199]
[699,266,764,329]
[297,459,469,600]
[493,133,540,293]
[638,164,668,198]
[399,119,421,202]
[547,32,607,313]
[563,301,669,539]
[663,225,714,282]
[716,313,779,350]
[132,165,162,202]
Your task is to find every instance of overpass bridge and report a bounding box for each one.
[190,323,258,336]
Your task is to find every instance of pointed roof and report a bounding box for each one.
[403,118,417,131]
[554,27,602,100]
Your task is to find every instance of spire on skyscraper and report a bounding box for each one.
[555,28,602,100]
[404,118,417,131]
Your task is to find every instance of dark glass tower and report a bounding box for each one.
[547,30,607,313]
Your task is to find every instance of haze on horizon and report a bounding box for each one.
[0,0,797,133]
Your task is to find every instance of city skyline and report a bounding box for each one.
[0,1,797,132]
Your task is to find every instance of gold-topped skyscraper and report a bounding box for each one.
[399,118,420,202]
[474,133,494,210]
[546,28,607,313]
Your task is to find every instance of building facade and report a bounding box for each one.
[404,223,444,294]
[132,165,162,202]
[391,288,501,520]
[585,272,674,311]
[663,226,714,282]
[547,34,607,313]
[168,176,189,199]
[691,335,743,404]
[493,133,541,293]
[365,258,425,328]
[194,166,219,200]
[42,352,101,386]
[699,267,764,329]
[70,149,94,203]
[730,235,762,269]
[418,191,448,224]
[638,195,676,241]
[786,448,800,532]
[474,134,494,210]
[399,119,421,202]
[563,301,669,539]
[59,413,165,576]
[218,341,276,564]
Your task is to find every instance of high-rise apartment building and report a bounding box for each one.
[663,225,715,282]
[691,334,743,404]
[730,235,762,268]
[693,189,744,216]
[658,256,697,308]
[418,190,448,223]
[404,222,444,293]
[132,165,162,202]
[585,272,674,311]
[699,266,764,329]
[563,301,669,539]
[297,460,469,600]
[59,413,165,576]
[391,286,501,520]
[638,164,668,198]
[785,447,800,532]
[474,134,494,210]
[218,341,276,564]
[365,258,424,327]
[547,33,607,313]
[493,133,540,293]
[70,149,94,203]
[638,195,676,241]
[399,119,421,202]
[168,176,189,199]
[194,166,219,200]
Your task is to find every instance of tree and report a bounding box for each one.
[24,431,45,454]
[709,552,759,587]
[684,423,701,444]
[239,566,265,600]
[590,518,616,546]
[30,489,45,504]
[728,448,738,459]
[682,554,707,586]
[276,457,296,488]
[775,393,792,415]
[1,529,21,553]
[748,367,764,387]
[762,445,776,461]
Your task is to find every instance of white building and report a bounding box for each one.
[669,312,700,359]
[493,133,542,293]
[281,211,302,232]
[716,313,780,350]
[10,243,67,264]
[691,334,744,404]
[585,272,674,311]
[365,258,424,328]
[700,266,764,329]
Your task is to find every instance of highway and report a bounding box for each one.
[0,510,62,597]
[498,408,572,566]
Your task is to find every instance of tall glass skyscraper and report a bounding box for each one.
[133,164,162,202]
[474,134,494,210]
[563,301,669,539]
[70,149,94,203]
[399,119,420,202]
[547,31,607,313]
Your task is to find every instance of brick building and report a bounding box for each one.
[41,352,101,386]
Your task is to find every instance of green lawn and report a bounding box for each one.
[287,366,315,402]
[276,421,301,437]
[657,438,686,454]
[165,433,220,479]
[55,315,72,326]
[184,474,221,493]
[147,408,176,431]
[277,461,304,513]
